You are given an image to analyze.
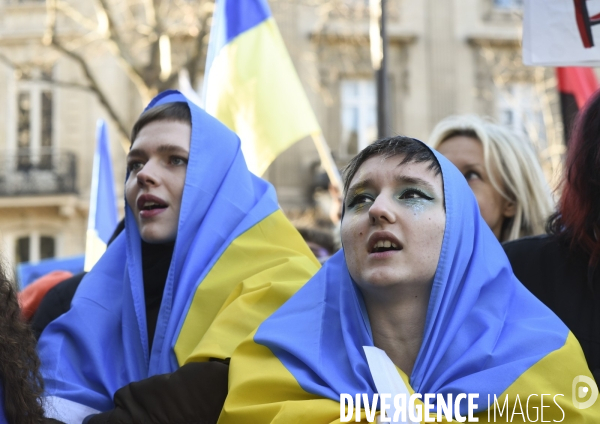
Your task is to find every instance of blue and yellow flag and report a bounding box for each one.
[84,119,118,271]
[204,0,321,176]
[220,147,600,423]
[38,91,320,422]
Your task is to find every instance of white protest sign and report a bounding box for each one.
[523,0,600,66]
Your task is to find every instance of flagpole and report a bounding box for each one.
[378,0,389,139]
[370,0,389,139]
[311,132,343,192]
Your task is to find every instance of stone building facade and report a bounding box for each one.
[0,0,559,273]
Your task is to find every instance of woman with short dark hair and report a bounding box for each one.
[219,136,598,422]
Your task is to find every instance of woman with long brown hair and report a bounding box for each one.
[504,88,600,381]
[0,258,46,424]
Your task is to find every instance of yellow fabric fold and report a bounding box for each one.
[220,332,600,423]
[174,210,320,365]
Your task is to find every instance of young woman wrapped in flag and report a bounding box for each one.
[37,90,320,423]
[219,137,599,423]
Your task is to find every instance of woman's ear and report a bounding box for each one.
[502,200,516,218]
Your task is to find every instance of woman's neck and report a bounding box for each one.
[362,284,431,375]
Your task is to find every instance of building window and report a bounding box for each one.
[340,79,377,156]
[496,83,546,148]
[41,91,53,169]
[40,236,56,260]
[14,234,56,264]
[15,237,30,264]
[17,91,32,170]
[493,0,523,9]
[14,68,54,171]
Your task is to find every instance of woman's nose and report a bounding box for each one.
[368,195,396,225]
[136,162,159,186]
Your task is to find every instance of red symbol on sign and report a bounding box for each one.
[574,0,600,48]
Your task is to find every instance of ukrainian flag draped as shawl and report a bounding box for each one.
[38,91,320,422]
[220,148,600,423]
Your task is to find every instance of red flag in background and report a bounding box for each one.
[556,67,599,143]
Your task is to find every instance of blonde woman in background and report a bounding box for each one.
[428,115,553,242]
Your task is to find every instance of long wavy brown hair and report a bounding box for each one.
[547,88,600,268]
[0,259,45,423]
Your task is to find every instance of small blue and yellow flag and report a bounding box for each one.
[204,0,321,176]
[84,120,118,271]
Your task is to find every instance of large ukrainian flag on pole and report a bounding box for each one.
[84,120,118,271]
[204,0,321,176]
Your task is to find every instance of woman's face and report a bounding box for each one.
[125,120,190,244]
[436,136,515,240]
[341,155,445,291]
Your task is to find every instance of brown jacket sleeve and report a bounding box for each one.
[86,359,229,424]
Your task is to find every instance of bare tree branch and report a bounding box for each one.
[143,0,164,88]
[143,0,158,28]
[96,0,152,101]
[161,21,208,90]
[44,0,131,149]
[54,40,131,149]
[2,47,101,92]
[41,78,93,91]
[55,0,99,32]
[184,24,208,88]
[0,51,18,70]
[25,0,221,149]
[164,3,212,89]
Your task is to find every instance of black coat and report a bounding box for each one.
[503,234,600,381]
[31,272,86,340]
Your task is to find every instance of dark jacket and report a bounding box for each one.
[503,234,600,380]
[85,360,229,424]
[31,272,86,339]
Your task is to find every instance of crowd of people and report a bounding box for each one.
[1,88,600,423]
